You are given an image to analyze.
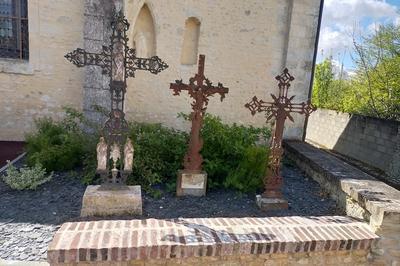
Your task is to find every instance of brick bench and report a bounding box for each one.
[48,216,378,265]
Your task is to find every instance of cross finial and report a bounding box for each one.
[198,54,205,76]
[275,68,295,98]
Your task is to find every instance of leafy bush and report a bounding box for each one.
[25,107,96,172]
[127,122,188,189]
[26,108,270,193]
[3,161,53,190]
[224,146,268,192]
[200,114,270,189]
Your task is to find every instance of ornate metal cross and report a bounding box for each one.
[170,54,229,172]
[65,10,168,185]
[245,68,316,202]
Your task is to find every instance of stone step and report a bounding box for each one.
[47,216,378,265]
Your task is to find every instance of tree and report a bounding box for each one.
[312,57,334,107]
[352,23,400,120]
[312,24,400,121]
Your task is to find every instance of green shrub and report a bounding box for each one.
[25,108,270,193]
[200,114,270,189]
[3,161,53,190]
[224,146,268,193]
[128,122,188,189]
[25,108,96,172]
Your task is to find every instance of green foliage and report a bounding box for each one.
[200,114,270,189]
[312,24,400,121]
[25,107,96,172]
[224,146,268,193]
[127,122,188,190]
[3,161,53,190]
[25,108,269,193]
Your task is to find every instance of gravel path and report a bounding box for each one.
[0,163,340,261]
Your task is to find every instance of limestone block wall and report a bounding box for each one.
[306,109,400,179]
[0,0,321,141]
[0,0,85,141]
[122,0,321,139]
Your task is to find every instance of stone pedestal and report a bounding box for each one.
[81,185,142,217]
[256,195,288,211]
[176,170,207,196]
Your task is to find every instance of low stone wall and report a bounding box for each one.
[305,109,399,181]
[285,141,400,265]
[47,216,377,266]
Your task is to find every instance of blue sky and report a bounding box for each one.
[317,0,400,70]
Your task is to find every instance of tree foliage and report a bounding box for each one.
[312,24,400,121]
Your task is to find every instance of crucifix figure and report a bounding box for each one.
[65,10,168,185]
[245,68,316,210]
[170,54,229,196]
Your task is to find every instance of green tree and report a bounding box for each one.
[312,57,334,107]
[351,23,400,120]
[312,23,400,121]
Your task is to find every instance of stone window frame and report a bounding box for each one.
[0,0,29,60]
[0,0,34,75]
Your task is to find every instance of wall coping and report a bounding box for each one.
[315,108,400,127]
[285,141,400,227]
[47,216,378,264]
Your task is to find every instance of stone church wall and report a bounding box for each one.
[122,0,321,139]
[0,0,322,141]
[0,0,85,141]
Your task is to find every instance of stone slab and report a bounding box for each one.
[176,170,207,196]
[47,216,378,264]
[256,195,288,211]
[80,185,142,217]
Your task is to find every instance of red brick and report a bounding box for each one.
[47,216,378,264]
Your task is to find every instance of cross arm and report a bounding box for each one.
[285,100,316,116]
[126,49,168,77]
[65,46,111,75]
[245,96,276,115]
[170,80,190,96]
[204,82,229,101]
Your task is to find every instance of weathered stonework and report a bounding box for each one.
[285,140,400,265]
[176,170,207,196]
[0,0,85,141]
[306,108,400,181]
[47,216,378,266]
[80,185,142,217]
[0,0,322,141]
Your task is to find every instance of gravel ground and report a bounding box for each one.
[0,162,340,261]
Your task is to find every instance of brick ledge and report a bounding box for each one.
[47,216,378,263]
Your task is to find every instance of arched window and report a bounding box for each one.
[181,17,200,65]
[132,4,155,58]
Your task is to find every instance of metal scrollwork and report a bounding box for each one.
[65,10,168,185]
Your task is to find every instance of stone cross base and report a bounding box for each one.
[176,170,207,197]
[256,195,288,211]
[81,185,142,217]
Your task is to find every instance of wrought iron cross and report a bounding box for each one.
[65,10,168,184]
[170,55,229,172]
[245,68,316,200]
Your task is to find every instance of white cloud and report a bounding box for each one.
[323,0,398,27]
[318,0,399,64]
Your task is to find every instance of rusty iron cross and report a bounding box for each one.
[245,68,316,199]
[65,10,168,184]
[170,54,229,172]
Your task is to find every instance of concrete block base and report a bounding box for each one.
[256,195,288,211]
[176,170,207,197]
[80,185,142,217]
